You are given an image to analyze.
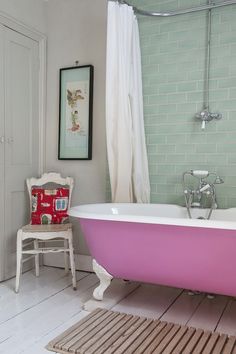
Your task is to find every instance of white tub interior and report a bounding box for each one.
[69,203,236,231]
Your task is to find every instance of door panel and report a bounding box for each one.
[5,191,28,276]
[3,27,40,280]
[10,42,32,165]
[0,26,5,281]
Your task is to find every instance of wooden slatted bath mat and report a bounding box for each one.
[46,308,236,354]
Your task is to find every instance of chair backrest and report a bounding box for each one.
[26,172,74,216]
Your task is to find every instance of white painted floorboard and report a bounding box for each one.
[0,272,98,353]
[187,294,228,331]
[216,299,236,336]
[0,266,236,353]
[21,310,89,354]
[160,290,205,325]
[113,283,182,320]
[0,267,85,325]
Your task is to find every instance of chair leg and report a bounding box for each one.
[68,231,77,290]
[34,240,40,277]
[15,230,23,293]
[64,239,69,274]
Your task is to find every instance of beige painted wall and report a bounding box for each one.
[45,0,107,254]
[0,0,46,32]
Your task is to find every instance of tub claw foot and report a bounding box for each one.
[92,259,113,300]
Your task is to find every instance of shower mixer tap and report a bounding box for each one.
[195,110,222,130]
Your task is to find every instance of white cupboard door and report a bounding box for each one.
[0,26,5,281]
[3,28,40,280]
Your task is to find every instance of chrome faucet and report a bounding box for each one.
[182,170,224,219]
[195,110,222,130]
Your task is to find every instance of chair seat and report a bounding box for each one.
[22,223,72,233]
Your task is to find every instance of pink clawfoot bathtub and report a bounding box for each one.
[69,203,236,300]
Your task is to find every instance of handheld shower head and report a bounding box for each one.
[191,170,209,178]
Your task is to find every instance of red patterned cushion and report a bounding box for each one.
[31,187,70,225]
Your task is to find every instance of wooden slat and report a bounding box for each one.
[143,322,174,354]
[192,331,212,354]
[231,339,236,354]
[62,311,119,351]
[163,325,189,354]
[124,320,159,353]
[53,309,108,350]
[102,317,146,354]
[222,336,236,354]
[212,334,228,354]
[201,332,220,354]
[74,313,128,353]
[113,318,154,354]
[47,308,103,349]
[57,309,115,350]
[132,321,167,354]
[181,329,204,354]
[153,324,181,353]
[95,315,140,354]
[87,315,135,354]
[46,309,236,354]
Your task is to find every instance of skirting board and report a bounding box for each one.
[43,253,93,272]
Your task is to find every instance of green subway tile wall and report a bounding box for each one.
[127,0,236,208]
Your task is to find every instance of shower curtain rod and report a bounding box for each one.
[116,0,236,17]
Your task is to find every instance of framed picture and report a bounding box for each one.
[58,65,94,160]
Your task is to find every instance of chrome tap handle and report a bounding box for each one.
[199,184,211,193]
[210,112,222,120]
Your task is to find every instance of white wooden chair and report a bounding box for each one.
[15,172,77,293]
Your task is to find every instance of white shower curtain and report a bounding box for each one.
[106,1,150,203]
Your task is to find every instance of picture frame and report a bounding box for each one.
[58,65,94,160]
